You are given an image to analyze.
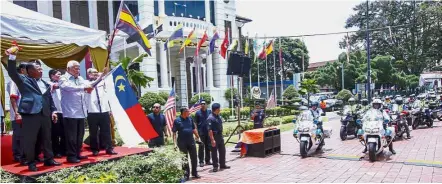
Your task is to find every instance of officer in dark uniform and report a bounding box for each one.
[147,103,168,147]
[194,100,212,167]
[251,103,265,129]
[173,107,201,180]
[208,103,231,172]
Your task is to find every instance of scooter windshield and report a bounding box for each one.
[343,105,351,115]
[298,110,314,122]
[362,109,384,122]
[391,104,399,113]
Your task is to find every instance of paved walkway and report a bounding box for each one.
[190,112,442,183]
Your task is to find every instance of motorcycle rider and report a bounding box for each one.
[362,99,396,154]
[409,94,416,104]
[348,98,359,113]
[395,97,411,139]
[309,102,324,145]
[384,96,393,110]
[360,99,371,113]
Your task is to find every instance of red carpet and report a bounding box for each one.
[1,145,151,176]
[1,135,14,166]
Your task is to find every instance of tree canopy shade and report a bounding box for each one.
[341,1,442,75]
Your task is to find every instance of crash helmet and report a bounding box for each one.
[430,94,437,101]
[372,99,383,109]
[417,95,425,100]
[410,94,415,98]
[361,99,369,106]
[348,97,356,105]
[395,97,403,105]
[310,101,319,109]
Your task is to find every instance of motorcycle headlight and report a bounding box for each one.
[314,119,318,124]
[303,128,310,132]
[364,128,371,133]
[356,119,362,125]
[372,128,380,133]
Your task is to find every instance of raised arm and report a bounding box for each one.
[6,56,24,86]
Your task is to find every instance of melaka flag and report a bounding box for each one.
[220,28,229,59]
[103,65,158,147]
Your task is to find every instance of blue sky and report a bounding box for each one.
[236,0,363,63]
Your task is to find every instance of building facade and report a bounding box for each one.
[4,0,249,108]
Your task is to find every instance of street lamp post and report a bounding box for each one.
[366,0,372,103]
[337,63,344,90]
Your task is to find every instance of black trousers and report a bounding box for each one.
[21,113,53,164]
[63,118,85,159]
[12,120,22,158]
[51,113,65,155]
[178,142,198,177]
[148,137,165,148]
[253,123,263,129]
[211,135,226,168]
[198,134,211,164]
[87,112,112,152]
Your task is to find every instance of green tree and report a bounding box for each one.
[190,93,213,105]
[139,92,165,114]
[299,79,319,106]
[111,53,154,97]
[342,1,442,75]
[336,89,353,102]
[282,85,299,100]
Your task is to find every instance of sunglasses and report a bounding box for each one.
[153,106,160,109]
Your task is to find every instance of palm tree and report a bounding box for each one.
[299,79,320,106]
[111,53,154,97]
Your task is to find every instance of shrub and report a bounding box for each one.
[139,92,166,114]
[282,116,295,124]
[283,85,299,99]
[264,117,281,127]
[190,93,213,105]
[220,108,232,121]
[37,147,184,183]
[0,169,19,183]
[224,88,238,108]
[336,89,353,102]
[240,107,251,119]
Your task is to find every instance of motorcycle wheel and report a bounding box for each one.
[368,142,377,162]
[412,120,419,130]
[300,141,308,158]
[427,119,434,128]
[438,114,442,121]
[340,127,347,141]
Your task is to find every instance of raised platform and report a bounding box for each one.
[1,135,151,177]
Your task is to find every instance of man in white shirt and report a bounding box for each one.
[86,68,117,156]
[48,69,65,158]
[7,63,26,162]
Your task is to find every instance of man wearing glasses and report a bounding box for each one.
[194,100,212,167]
[147,103,168,147]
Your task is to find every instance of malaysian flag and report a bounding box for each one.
[266,90,277,109]
[164,88,176,135]
[189,99,203,114]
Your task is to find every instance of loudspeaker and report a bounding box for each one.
[226,52,251,76]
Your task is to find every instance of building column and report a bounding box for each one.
[37,0,53,17]
[88,0,98,29]
[159,43,169,88]
[138,0,157,94]
[61,0,70,22]
[179,57,189,107]
[158,0,166,17]
[204,0,211,23]
[108,0,114,33]
[190,62,194,95]
[206,54,214,88]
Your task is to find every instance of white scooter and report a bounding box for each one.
[292,110,332,158]
[357,109,395,162]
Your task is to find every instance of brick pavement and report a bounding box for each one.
[189,112,442,183]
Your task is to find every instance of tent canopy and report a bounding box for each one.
[0,1,108,70]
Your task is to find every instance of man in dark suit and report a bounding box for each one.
[6,48,61,171]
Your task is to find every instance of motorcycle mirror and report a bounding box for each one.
[384,119,389,124]
[356,119,362,125]
[321,113,326,116]
[314,119,319,124]
[292,119,296,124]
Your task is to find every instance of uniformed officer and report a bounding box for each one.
[208,103,231,172]
[194,100,212,167]
[147,103,168,147]
[173,107,201,180]
[251,103,265,129]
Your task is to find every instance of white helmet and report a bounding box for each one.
[372,99,382,109]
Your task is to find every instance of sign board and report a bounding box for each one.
[293,73,301,90]
[251,86,261,99]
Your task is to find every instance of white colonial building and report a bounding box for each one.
[3,0,252,108]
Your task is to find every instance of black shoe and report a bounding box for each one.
[44,159,62,166]
[28,163,38,172]
[13,156,21,162]
[192,174,201,179]
[67,158,81,163]
[35,157,44,163]
[184,176,190,181]
[92,151,99,156]
[220,165,231,169]
[54,154,62,158]
[20,160,27,166]
[206,162,213,165]
[390,149,396,155]
[106,150,118,155]
[77,155,88,160]
[199,163,204,167]
[406,136,412,139]
[212,167,218,172]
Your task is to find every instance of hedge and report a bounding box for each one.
[139,92,166,114]
[190,93,213,105]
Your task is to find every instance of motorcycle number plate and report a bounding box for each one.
[300,137,308,141]
[367,138,377,143]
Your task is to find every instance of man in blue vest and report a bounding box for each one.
[194,100,212,167]
[147,103,168,147]
[208,103,230,172]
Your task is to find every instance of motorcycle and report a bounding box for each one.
[389,104,408,140]
[411,100,434,129]
[339,105,361,141]
[292,110,331,158]
[357,109,395,162]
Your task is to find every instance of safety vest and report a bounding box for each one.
[320,101,326,109]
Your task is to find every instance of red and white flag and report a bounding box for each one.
[164,88,176,135]
[266,90,277,109]
[195,31,208,56]
[220,28,229,59]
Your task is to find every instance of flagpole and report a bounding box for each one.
[265,35,269,99]
[183,25,188,107]
[301,36,305,80]
[273,39,277,103]
[196,36,201,101]
[104,0,124,68]
[167,40,172,88]
[227,29,234,117]
[123,40,127,57]
[255,33,260,94]
[279,37,284,105]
